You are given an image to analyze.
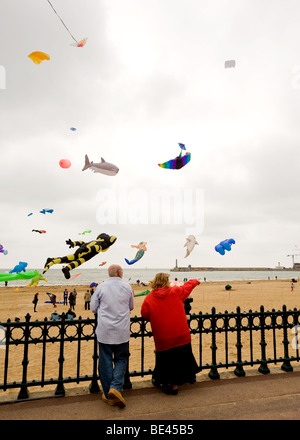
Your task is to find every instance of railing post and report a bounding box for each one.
[89,316,100,393]
[55,314,66,396]
[209,307,220,379]
[234,307,245,377]
[123,352,132,390]
[18,314,31,400]
[281,305,293,372]
[258,306,270,375]
[3,318,11,392]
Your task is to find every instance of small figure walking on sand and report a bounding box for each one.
[63,288,68,305]
[32,292,39,312]
[291,282,295,292]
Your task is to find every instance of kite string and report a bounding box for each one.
[46,0,78,43]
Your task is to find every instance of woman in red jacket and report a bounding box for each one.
[141,273,200,395]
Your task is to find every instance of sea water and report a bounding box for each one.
[0,268,299,287]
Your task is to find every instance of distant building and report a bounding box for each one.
[293,263,300,270]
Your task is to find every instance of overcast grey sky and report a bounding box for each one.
[1,0,300,270]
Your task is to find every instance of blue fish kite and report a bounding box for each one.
[40,209,54,214]
[125,242,147,265]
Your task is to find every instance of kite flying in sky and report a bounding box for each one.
[82,155,119,176]
[0,245,8,255]
[28,51,50,65]
[215,238,236,255]
[224,60,236,68]
[184,235,199,258]
[46,0,87,47]
[70,38,88,47]
[158,143,191,170]
[125,242,147,265]
[59,159,71,169]
[32,229,46,234]
[9,262,28,273]
[27,272,48,287]
[28,209,54,216]
[43,233,117,279]
[40,209,54,214]
[0,270,42,283]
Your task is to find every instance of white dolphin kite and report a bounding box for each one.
[184,235,199,258]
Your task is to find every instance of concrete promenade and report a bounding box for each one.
[1,370,300,421]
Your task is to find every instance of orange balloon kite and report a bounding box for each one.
[28,51,50,65]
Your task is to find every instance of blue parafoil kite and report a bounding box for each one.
[215,239,235,255]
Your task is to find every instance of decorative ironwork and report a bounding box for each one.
[0,305,300,400]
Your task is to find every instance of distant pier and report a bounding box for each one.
[170,260,300,272]
[171,266,297,272]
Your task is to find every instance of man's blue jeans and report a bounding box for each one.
[98,341,129,397]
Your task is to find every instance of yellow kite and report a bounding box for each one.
[28,51,50,65]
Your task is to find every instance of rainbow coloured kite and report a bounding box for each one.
[158,150,191,170]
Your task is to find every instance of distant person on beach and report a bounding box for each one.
[69,291,75,310]
[63,289,68,305]
[141,273,200,395]
[66,308,76,319]
[32,292,39,312]
[84,289,91,310]
[50,293,57,308]
[91,264,134,408]
[291,282,295,292]
[72,288,77,305]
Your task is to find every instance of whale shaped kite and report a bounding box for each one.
[82,155,119,176]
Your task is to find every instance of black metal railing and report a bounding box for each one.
[0,304,300,400]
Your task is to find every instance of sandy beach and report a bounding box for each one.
[0,278,299,400]
[0,278,298,323]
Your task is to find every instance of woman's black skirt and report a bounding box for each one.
[152,343,199,387]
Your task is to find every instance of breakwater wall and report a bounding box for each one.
[170,267,296,272]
